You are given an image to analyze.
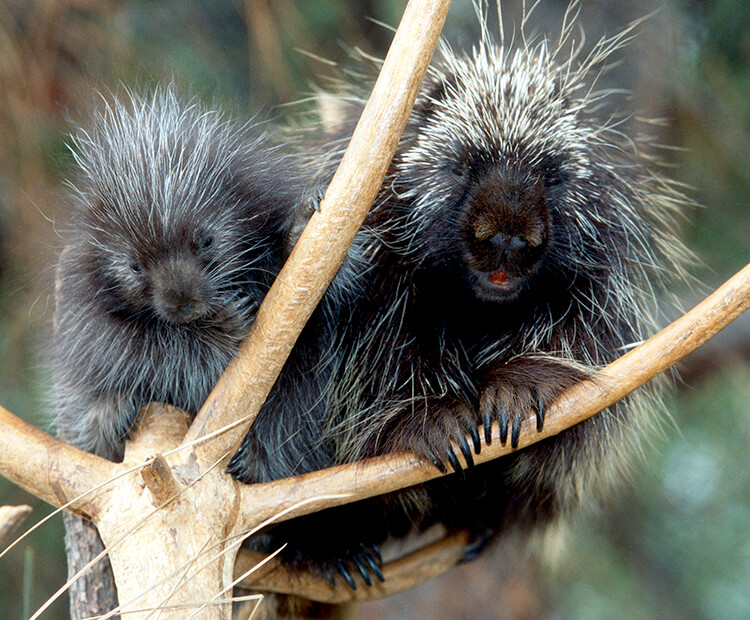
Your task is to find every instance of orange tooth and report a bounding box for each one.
[490,270,508,286]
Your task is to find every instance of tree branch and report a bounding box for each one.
[0,405,119,519]
[182,0,454,470]
[0,505,32,546]
[235,531,471,603]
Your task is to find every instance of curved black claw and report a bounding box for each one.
[428,448,448,474]
[469,425,481,455]
[322,568,337,589]
[371,543,382,564]
[458,435,474,468]
[511,415,521,449]
[237,295,259,323]
[336,560,357,591]
[353,555,372,587]
[446,446,463,474]
[535,394,546,431]
[308,187,326,212]
[483,414,493,445]
[498,408,509,445]
[362,548,385,583]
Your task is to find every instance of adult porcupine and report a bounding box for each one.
[51,88,337,617]
[281,2,692,589]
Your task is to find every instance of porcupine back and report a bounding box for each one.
[294,0,693,579]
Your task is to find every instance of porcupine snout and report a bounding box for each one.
[151,256,213,324]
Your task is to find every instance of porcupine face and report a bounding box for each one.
[454,162,552,302]
[392,43,592,304]
[73,92,269,329]
[84,204,244,326]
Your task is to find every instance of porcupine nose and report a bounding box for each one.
[489,232,527,252]
[153,258,210,324]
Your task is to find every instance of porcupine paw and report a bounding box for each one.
[307,187,325,213]
[324,542,385,591]
[383,397,482,475]
[282,537,384,591]
[225,289,259,327]
[478,358,591,449]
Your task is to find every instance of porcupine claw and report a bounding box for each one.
[483,413,493,445]
[353,555,372,587]
[498,406,509,445]
[361,546,385,583]
[370,543,382,564]
[428,447,448,474]
[535,393,546,431]
[323,568,337,589]
[446,446,463,474]
[511,415,521,450]
[333,545,385,590]
[458,434,474,468]
[336,560,357,591]
[469,424,481,454]
[307,187,326,213]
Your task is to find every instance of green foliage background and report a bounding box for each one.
[0,1,748,617]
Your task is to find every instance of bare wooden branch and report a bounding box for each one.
[0,504,32,546]
[0,405,119,519]
[182,0,454,470]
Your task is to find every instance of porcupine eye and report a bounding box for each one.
[447,161,468,180]
[129,260,142,274]
[199,235,215,252]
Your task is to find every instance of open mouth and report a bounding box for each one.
[472,268,524,301]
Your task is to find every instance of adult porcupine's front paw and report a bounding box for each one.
[479,357,591,449]
[372,397,483,474]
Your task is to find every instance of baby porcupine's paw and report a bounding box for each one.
[224,289,259,327]
[287,187,326,251]
[479,357,591,449]
[377,397,482,475]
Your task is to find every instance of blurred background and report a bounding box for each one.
[0,0,748,618]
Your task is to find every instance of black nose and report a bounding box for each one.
[490,233,527,251]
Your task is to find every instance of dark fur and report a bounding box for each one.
[275,27,690,588]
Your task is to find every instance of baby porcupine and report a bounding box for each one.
[51,88,339,617]
[284,3,692,589]
[51,88,303,460]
